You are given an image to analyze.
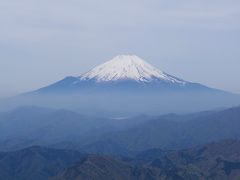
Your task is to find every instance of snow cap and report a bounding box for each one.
[80,55,185,84]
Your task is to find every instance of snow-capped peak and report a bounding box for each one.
[79,55,186,84]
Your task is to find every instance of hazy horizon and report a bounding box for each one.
[0,0,240,97]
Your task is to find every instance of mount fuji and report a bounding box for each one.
[3,55,240,115]
[35,55,211,94]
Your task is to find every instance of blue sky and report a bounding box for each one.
[0,0,240,97]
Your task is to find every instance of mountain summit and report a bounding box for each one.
[80,55,185,84]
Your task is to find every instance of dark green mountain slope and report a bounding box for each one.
[53,140,240,180]
[52,155,160,180]
[0,146,83,180]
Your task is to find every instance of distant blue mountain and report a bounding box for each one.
[2,55,240,115]
[34,55,217,94]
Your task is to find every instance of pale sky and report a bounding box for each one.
[0,0,240,97]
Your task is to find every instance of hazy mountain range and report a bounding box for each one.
[1,105,240,154]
